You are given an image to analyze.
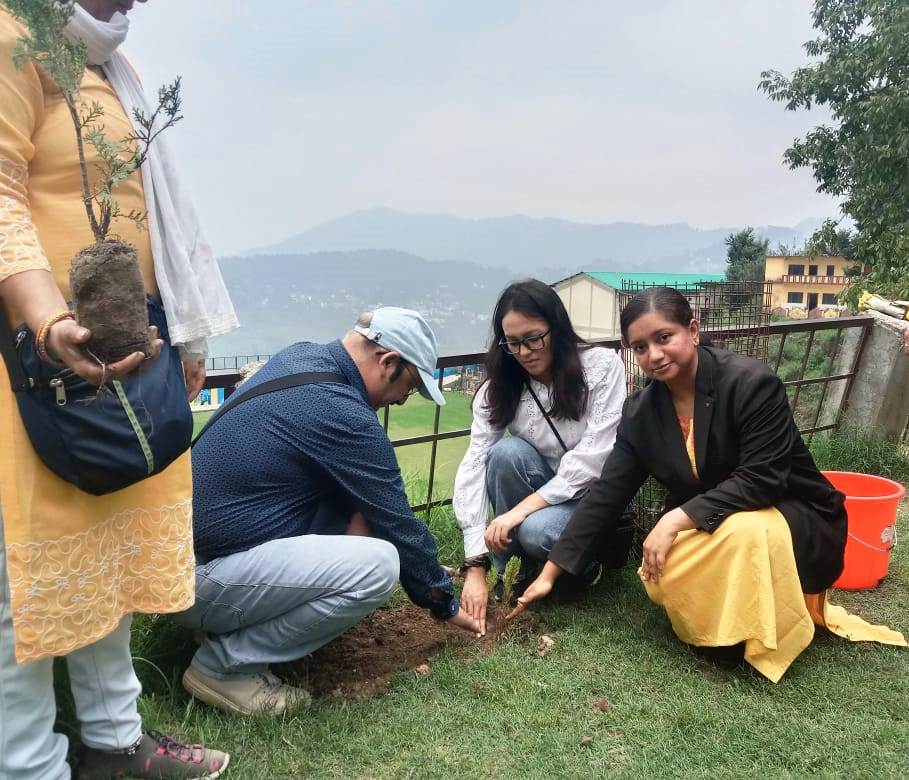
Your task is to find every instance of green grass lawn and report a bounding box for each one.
[192,410,213,438]
[111,502,909,779]
[166,396,909,778]
[388,392,474,505]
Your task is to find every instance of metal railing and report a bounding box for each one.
[777,275,850,285]
[201,314,875,515]
[205,354,271,371]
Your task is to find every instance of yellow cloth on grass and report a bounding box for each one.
[0,11,194,664]
[805,592,906,647]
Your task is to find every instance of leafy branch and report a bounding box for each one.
[82,78,183,237]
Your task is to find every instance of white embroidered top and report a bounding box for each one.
[453,347,626,557]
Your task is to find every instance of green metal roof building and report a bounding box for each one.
[550,270,725,340]
[579,271,725,289]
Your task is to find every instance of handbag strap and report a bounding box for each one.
[193,370,349,446]
[525,381,568,453]
[0,316,29,392]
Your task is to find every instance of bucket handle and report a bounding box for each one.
[847,524,897,554]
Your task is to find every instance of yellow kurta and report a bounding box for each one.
[0,10,194,664]
[643,418,905,682]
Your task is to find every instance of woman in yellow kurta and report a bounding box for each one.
[512,286,905,682]
[0,2,232,778]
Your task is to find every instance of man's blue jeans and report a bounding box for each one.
[174,534,400,680]
[485,437,579,579]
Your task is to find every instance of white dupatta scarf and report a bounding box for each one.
[63,5,238,356]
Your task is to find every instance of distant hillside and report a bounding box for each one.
[244,207,819,273]
[209,250,518,356]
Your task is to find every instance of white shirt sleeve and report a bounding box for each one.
[536,351,626,505]
[453,382,505,557]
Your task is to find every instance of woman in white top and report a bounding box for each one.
[453,279,627,627]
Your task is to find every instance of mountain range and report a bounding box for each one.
[208,208,821,357]
[243,206,818,274]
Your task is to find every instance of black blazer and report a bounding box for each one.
[551,345,847,593]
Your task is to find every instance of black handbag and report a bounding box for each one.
[0,296,193,495]
[525,380,634,569]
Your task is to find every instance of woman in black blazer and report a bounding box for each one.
[510,287,903,681]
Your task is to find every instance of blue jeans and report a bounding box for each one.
[174,533,400,679]
[485,437,579,579]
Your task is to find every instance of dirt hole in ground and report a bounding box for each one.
[282,602,528,699]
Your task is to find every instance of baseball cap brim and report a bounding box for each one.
[416,366,446,406]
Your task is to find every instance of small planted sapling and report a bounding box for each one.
[7,0,182,364]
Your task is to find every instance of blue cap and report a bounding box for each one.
[353,307,446,406]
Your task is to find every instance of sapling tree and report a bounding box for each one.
[7,0,183,363]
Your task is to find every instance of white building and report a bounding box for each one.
[552,271,726,339]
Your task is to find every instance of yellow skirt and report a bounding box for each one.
[642,508,906,683]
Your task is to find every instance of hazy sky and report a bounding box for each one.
[124,0,839,255]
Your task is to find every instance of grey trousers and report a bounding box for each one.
[174,533,400,679]
[0,507,142,780]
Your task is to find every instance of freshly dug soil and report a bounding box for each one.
[283,603,522,699]
[70,238,148,364]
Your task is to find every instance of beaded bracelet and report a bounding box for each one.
[34,310,75,366]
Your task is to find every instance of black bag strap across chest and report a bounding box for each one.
[525,380,568,453]
[193,370,349,446]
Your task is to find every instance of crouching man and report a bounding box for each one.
[176,308,480,715]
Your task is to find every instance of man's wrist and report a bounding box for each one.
[430,595,459,620]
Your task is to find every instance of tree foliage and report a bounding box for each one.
[803,217,857,261]
[724,227,769,282]
[6,0,182,243]
[760,0,909,306]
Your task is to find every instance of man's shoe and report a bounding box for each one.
[74,732,229,779]
[182,666,311,716]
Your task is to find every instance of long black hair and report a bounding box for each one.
[619,286,705,344]
[483,279,588,427]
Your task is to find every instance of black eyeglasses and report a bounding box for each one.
[499,330,550,356]
[401,362,421,399]
[405,366,420,397]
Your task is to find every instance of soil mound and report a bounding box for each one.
[283,603,520,699]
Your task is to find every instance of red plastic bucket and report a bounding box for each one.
[822,471,905,590]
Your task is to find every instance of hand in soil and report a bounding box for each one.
[47,320,163,385]
[506,575,553,620]
[446,607,483,637]
[460,567,489,636]
[182,358,206,402]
